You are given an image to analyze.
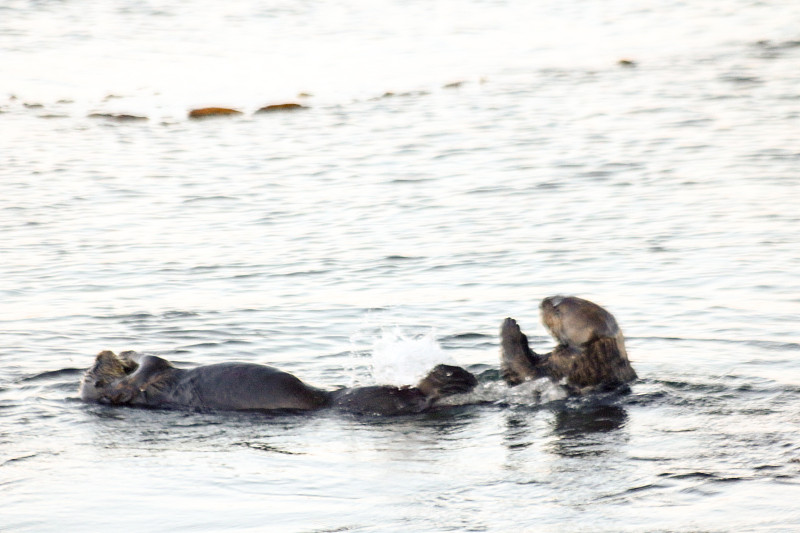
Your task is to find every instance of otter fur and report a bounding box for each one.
[500,296,637,393]
[79,351,477,415]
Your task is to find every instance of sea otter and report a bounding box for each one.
[80,296,634,415]
[500,296,637,393]
[79,350,478,415]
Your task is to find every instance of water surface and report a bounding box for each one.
[2,0,800,531]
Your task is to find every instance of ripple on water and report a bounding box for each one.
[3,0,800,530]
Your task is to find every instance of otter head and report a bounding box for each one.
[540,295,620,349]
[79,350,139,401]
[416,364,478,400]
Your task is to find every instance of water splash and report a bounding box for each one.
[439,376,569,407]
[369,328,457,386]
[506,377,569,404]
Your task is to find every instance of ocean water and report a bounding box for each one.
[2,0,800,530]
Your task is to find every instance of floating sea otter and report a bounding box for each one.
[79,295,635,414]
[79,350,477,415]
[500,295,637,393]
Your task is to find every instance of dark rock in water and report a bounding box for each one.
[255,103,307,113]
[719,73,762,85]
[88,113,148,121]
[371,90,430,100]
[618,59,637,67]
[751,39,800,60]
[188,107,244,118]
[24,102,44,109]
[754,39,800,50]
[443,81,465,89]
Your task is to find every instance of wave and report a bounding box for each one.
[631,335,800,351]
[16,367,84,383]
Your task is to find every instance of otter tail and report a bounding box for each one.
[416,364,478,400]
[500,318,540,385]
[569,336,637,391]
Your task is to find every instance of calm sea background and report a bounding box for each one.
[2,0,800,531]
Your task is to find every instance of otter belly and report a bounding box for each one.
[179,363,330,411]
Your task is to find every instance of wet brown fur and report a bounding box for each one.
[81,350,138,393]
[500,296,637,393]
[104,356,177,405]
[416,364,478,399]
[499,318,541,386]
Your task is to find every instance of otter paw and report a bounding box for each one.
[501,317,522,341]
[500,317,538,385]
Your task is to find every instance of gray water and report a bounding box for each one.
[2,0,800,531]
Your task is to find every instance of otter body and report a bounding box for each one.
[79,351,477,416]
[500,296,637,392]
[80,295,634,416]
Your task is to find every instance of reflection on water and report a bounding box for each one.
[553,404,628,438]
[549,404,629,458]
[501,402,629,458]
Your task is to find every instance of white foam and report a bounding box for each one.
[509,377,569,404]
[437,376,568,407]
[369,328,457,386]
[353,324,568,406]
